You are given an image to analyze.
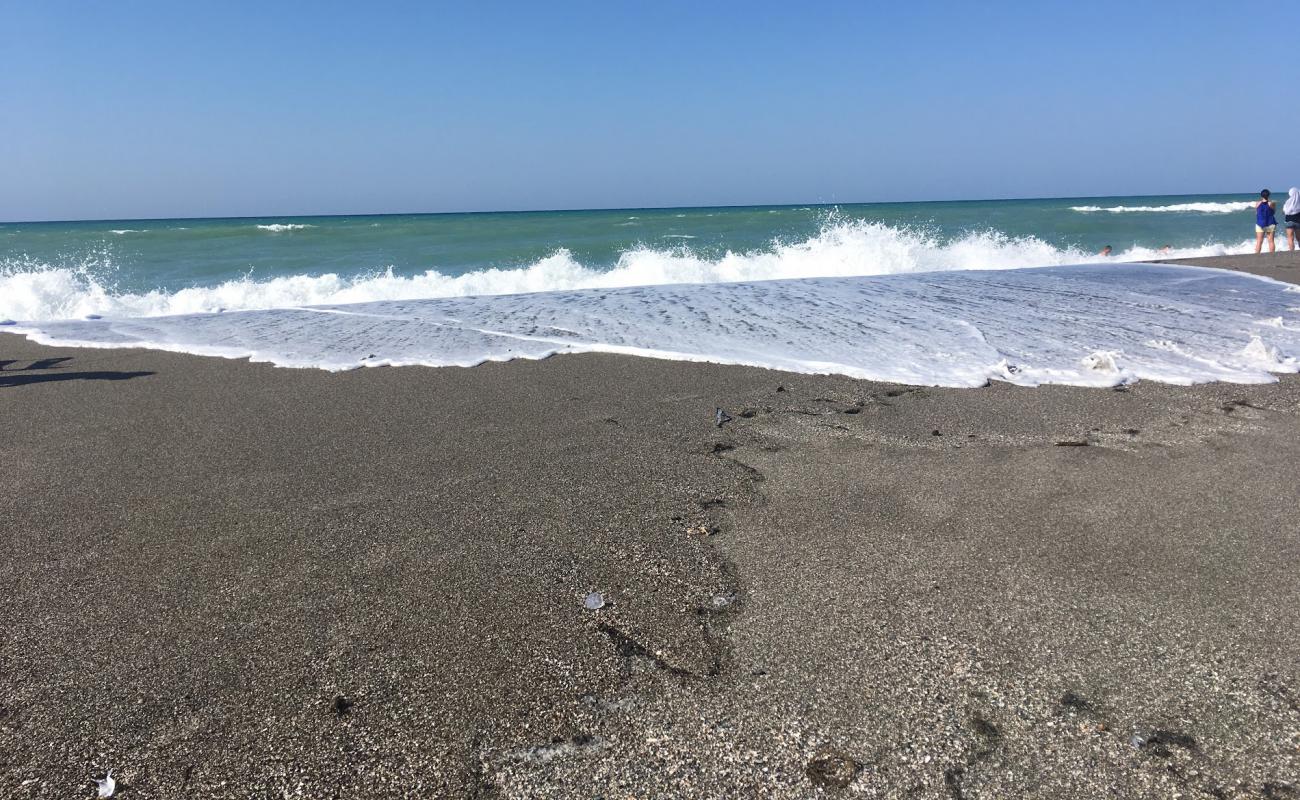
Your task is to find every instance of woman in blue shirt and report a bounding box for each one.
[1252,189,1278,254]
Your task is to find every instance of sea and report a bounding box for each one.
[3,194,1299,387]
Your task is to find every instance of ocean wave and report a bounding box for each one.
[0,218,1268,323]
[256,223,315,232]
[109,229,147,235]
[1071,202,1253,214]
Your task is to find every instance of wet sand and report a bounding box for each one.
[1159,248,1300,283]
[3,259,1300,798]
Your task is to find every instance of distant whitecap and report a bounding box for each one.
[1071,202,1252,214]
[255,223,315,232]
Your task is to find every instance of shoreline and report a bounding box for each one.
[5,257,1298,387]
[3,258,1300,797]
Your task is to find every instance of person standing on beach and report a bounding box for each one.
[1284,187,1300,251]
[1252,189,1278,254]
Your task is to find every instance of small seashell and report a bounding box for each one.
[583,592,606,611]
[95,770,115,798]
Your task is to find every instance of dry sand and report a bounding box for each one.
[2,258,1300,798]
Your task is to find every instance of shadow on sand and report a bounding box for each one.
[0,371,155,388]
[0,357,154,388]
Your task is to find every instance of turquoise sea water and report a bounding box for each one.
[0,194,1275,316]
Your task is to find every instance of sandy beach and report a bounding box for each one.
[1157,249,1300,282]
[3,255,1300,799]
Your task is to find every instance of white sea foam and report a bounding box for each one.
[1071,202,1253,214]
[7,264,1299,387]
[108,229,147,235]
[0,218,1272,323]
[256,223,315,232]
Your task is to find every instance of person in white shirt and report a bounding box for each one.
[1283,187,1300,252]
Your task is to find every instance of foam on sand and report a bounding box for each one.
[7,264,1300,388]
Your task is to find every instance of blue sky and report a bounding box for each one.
[1,1,1294,221]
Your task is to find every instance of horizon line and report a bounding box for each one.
[0,190,1251,226]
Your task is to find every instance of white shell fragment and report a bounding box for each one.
[95,770,116,798]
[583,592,606,611]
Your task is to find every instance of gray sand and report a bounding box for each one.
[1160,249,1300,283]
[3,261,1300,798]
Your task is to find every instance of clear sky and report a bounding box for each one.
[2,0,1295,221]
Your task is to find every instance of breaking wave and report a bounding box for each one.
[0,218,1267,323]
